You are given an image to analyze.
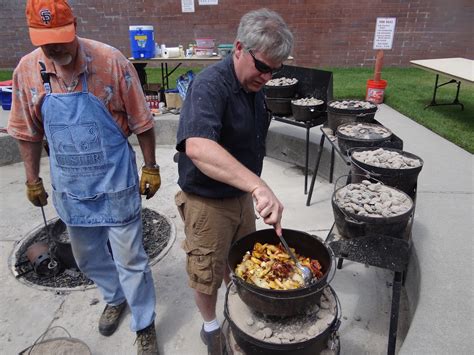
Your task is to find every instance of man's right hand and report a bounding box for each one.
[252,185,284,236]
[26,178,48,206]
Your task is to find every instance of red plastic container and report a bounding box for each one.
[366,79,387,104]
[194,47,213,57]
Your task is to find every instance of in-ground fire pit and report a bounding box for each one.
[224,284,340,354]
[10,208,175,291]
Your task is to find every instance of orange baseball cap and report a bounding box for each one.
[26,0,76,46]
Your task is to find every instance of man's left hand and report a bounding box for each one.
[140,165,161,199]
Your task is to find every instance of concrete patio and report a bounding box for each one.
[0,104,472,354]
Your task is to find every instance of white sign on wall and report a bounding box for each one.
[373,17,396,50]
[199,0,218,4]
[181,0,195,13]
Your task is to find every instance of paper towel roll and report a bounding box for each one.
[163,47,180,59]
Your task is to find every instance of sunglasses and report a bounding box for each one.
[248,50,283,75]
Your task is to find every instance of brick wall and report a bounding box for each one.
[0,0,472,69]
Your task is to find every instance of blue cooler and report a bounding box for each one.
[0,87,12,111]
[129,25,155,59]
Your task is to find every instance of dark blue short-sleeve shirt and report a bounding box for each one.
[176,55,270,198]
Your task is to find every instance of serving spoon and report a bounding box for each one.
[275,231,313,286]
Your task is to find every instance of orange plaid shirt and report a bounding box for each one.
[7,37,153,142]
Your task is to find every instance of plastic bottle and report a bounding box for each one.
[154,43,161,57]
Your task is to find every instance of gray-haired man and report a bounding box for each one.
[175,8,293,355]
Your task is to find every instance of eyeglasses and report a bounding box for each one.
[248,50,283,75]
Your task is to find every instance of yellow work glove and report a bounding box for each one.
[26,178,48,207]
[140,165,161,200]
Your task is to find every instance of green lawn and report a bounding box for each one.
[326,67,474,153]
[1,67,472,153]
[0,71,12,82]
[145,67,200,89]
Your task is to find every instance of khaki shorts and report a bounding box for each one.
[175,190,256,295]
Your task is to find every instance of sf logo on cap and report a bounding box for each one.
[40,9,52,25]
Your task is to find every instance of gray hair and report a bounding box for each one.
[235,8,293,63]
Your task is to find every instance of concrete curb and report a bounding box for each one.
[1,114,348,179]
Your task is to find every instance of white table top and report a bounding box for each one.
[410,58,474,83]
[129,55,295,65]
[129,55,223,64]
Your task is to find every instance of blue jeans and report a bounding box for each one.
[67,217,156,332]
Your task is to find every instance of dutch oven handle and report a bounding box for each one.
[333,174,351,192]
[349,154,383,178]
[355,112,372,119]
[343,214,366,235]
[334,172,385,191]
[345,146,359,158]
[334,173,383,191]
[325,243,338,285]
[230,272,239,285]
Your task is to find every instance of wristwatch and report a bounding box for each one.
[145,163,160,169]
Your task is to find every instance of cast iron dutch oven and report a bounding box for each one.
[336,122,393,155]
[264,81,298,98]
[331,183,414,239]
[228,228,335,317]
[327,99,377,132]
[349,147,424,199]
[50,218,78,269]
[265,97,293,116]
[291,99,326,123]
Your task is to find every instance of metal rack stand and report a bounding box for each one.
[326,217,413,355]
[306,123,403,206]
[272,115,325,194]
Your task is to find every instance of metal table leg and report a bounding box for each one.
[387,271,403,355]
[337,258,344,269]
[427,74,440,108]
[306,134,325,206]
[329,146,335,183]
[132,63,148,87]
[425,74,464,110]
[453,80,464,110]
[304,126,310,194]
[161,63,165,90]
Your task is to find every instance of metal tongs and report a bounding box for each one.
[275,231,313,286]
[39,205,58,271]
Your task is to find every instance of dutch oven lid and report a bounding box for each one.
[350,147,424,171]
[336,122,392,141]
[332,182,414,221]
[291,97,324,108]
[327,99,377,114]
[264,77,298,89]
[265,96,293,102]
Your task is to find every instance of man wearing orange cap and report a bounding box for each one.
[7,1,160,354]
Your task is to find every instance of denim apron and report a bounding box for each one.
[42,74,141,226]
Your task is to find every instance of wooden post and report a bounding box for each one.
[374,50,384,82]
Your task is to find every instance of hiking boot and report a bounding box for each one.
[200,326,226,355]
[98,301,127,336]
[136,322,159,355]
